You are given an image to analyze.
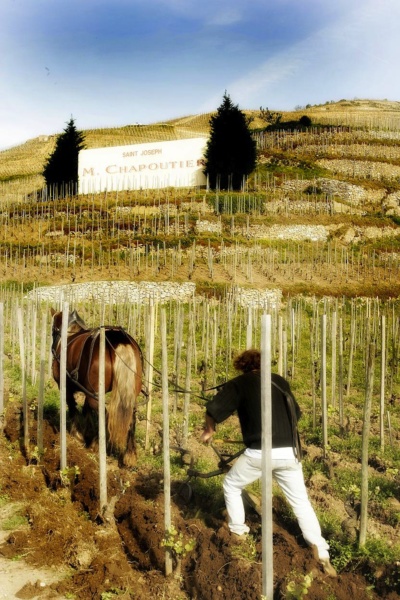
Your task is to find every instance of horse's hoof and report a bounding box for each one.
[122,454,137,469]
[88,441,99,453]
[70,426,85,444]
[126,466,138,473]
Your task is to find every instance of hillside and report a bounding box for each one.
[1,100,400,298]
[2,98,400,199]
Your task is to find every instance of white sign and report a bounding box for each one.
[78,137,208,193]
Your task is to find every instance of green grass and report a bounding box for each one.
[2,514,28,531]
[0,493,10,507]
[43,390,62,425]
[254,152,328,180]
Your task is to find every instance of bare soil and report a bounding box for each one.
[0,403,399,600]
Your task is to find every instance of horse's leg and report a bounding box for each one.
[67,388,85,443]
[82,396,99,450]
[103,405,132,466]
[53,359,80,429]
[122,404,137,468]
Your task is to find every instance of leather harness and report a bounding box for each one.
[52,325,142,401]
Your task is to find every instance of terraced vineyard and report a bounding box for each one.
[1,100,400,298]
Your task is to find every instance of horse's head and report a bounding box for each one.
[50,308,62,333]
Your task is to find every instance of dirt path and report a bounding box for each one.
[0,508,68,600]
[0,555,66,600]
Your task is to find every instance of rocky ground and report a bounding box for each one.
[0,400,399,600]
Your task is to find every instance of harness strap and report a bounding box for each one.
[66,369,99,401]
[53,330,99,400]
[52,325,146,403]
[69,331,94,383]
[83,331,100,392]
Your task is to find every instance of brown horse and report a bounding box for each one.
[51,308,143,467]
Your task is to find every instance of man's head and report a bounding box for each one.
[233,349,260,373]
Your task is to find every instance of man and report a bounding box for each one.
[200,348,336,577]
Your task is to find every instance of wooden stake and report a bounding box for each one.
[261,313,273,600]
[359,343,375,548]
[338,317,344,432]
[59,301,69,471]
[98,325,108,514]
[17,307,29,456]
[182,323,193,447]
[0,303,4,428]
[321,314,328,457]
[331,311,337,408]
[161,308,173,577]
[380,315,386,451]
[278,315,283,376]
[246,307,253,349]
[37,312,47,459]
[346,305,356,399]
[145,300,155,451]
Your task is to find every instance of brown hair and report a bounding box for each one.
[233,349,261,373]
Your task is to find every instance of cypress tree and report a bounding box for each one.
[204,92,257,191]
[43,117,85,197]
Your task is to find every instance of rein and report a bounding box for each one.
[52,321,221,403]
[140,354,224,401]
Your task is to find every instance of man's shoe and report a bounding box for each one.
[320,557,337,578]
[231,531,248,539]
[311,545,337,578]
[230,531,251,545]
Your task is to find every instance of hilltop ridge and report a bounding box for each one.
[2,98,400,199]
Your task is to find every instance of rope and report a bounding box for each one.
[53,321,224,404]
[139,354,225,401]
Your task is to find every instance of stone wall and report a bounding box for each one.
[256,224,328,242]
[194,219,400,244]
[196,219,222,234]
[281,177,385,206]
[28,281,196,305]
[382,191,400,217]
[316,159,400,182]
[294,143,400,162]
[28,280,283,310]
[233,286,282,309]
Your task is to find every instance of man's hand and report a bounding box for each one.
[200,413,216,443]
[200,428,214,443]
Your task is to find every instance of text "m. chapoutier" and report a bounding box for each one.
[83,159,205,176]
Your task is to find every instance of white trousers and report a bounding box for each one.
[222,452,330,560]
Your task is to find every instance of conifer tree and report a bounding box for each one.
[43,117,85,196]
[204,92,257,190]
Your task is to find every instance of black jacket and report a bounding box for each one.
[205,372,301,452]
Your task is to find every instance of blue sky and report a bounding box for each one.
[1,0,400,150]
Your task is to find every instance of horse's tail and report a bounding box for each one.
[107,343,142,464]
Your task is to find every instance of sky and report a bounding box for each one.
[1,0,400,150]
